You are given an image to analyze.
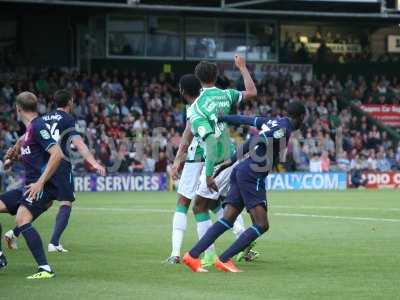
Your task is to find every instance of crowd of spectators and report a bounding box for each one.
[0,67,400,180]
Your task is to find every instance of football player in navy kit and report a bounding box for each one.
[0,92,63,279]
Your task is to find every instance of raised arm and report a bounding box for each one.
[220,115,271,130]
[235,55,257,101]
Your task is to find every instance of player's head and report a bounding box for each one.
[15,92,38,120]
[195,61,218,86]
[54,89,74,112]
[287,101,306,130]
[179,74,201,104]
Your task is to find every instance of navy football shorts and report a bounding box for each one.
[20,184,58,218]
[0,189,23,215]
[224,165,267,212]
[53,161,75,202]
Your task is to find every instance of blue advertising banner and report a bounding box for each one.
[74,173,168,192]
[266,172,347,190]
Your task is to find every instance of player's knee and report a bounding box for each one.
[15,207,33,226]
[0,200,8,213]
[177,196,190,208]
[192,197,207,214]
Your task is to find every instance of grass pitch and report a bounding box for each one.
[0,190,399,300]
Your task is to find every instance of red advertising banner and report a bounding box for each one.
[348,171,400,189]
[360,105,400,128]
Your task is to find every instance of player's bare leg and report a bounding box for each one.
[49,200,72,253]
[166,195,191,264]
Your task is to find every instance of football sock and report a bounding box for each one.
[189,218,233,258]
[232,214,246,238]
[171,204,188,257]
[194,212,215,254]
[213,206,246,238]
[219,224,266,263]
[20,223,49,267]
[13,225,21,237]
[39,265,51,272]
[50,205,72,246]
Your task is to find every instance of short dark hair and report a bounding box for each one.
[179,74,201,98]
[287,101,306,118]
[54,89,73,108]
[16,92,37,112]
[195,61,218,84]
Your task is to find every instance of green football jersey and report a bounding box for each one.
[188,87,242,174]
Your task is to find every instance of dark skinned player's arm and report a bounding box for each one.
[173,121,194,166]
[219,115,272,130]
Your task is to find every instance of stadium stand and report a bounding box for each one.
[1,67,399,176]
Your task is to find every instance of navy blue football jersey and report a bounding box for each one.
[245,117,293,171]
[221,115,293,174]
[41,110,79,159]
[20,117,57,184]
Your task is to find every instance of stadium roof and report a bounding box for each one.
[0,0,399,19]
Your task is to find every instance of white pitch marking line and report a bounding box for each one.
[272,205,400,212]
[274,212,400,223]
[74,207,172,213]
[73,207,400,223]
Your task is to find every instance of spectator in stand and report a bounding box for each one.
[309,153,322,172]
[367,150,377,171]
[133,115,149,131]
[337,151,350,172]
[376,151,391,172]
[320,151,330,172]
[155,151,168,173]
[0,67,399,176]
[143,152,156,173]
[129,155,144,173]
[396,142,400,166]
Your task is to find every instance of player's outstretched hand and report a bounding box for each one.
[5,146,19,161]
[24,181,44,202]
[95,162,106,176]
[214,160,233,179]
[234,54,246,70]
[3,159,13,171]
[170,162,180,180]
[206,176,219,193]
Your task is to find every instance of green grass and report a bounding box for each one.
[1,190,400,300]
